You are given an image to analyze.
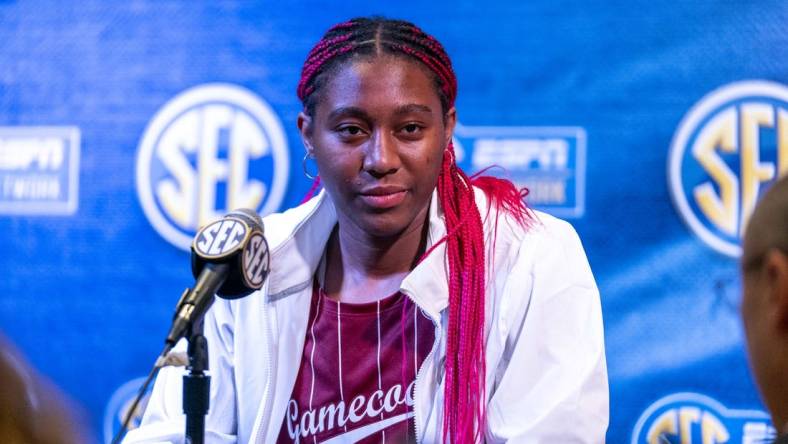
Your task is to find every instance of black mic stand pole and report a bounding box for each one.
[183,319,210,444]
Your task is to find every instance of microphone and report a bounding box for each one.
[112,209,271,444]
[160,208,270,357]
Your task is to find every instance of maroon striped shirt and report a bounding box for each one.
[276,282,435,444]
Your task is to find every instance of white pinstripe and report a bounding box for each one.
[336,301,347,433]
[376,299,386,444]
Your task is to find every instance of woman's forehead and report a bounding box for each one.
[315,56,443,114]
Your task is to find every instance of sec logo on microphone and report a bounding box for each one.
[136,84,289,250]
[193,216,249,259]
[668,80,788,257]
[242,232,269,289]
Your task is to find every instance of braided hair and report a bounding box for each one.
[297,17,530,443]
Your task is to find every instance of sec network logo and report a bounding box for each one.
[631,392,773,444]
[0,126,80,215]
[454,123,586,218]
[669,80,788,257]
[136,83,289,250]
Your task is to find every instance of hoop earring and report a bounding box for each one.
[444,145,456,166]
[302,153,319,180]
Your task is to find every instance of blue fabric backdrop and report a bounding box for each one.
[1,1,786,442]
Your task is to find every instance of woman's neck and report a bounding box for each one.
[323,212,429,304]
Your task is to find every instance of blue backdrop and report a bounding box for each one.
[1,1,786,442]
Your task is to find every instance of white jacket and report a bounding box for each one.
[124,189,608,443]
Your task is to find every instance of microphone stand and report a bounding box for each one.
[163,263,227,444]
[112,210,268,444]
[183,320,210,444]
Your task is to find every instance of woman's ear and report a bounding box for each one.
[297,111,314,156]
[444,106,457,147]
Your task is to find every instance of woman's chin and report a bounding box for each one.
[358,220,408,239]
[347,212,417,240]
[333,196,431,240]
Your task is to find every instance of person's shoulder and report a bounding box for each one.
[520,211,586,265]
[473,184,578,251]
[476,190,586,277]
[527,210,581,243]
[260,191,330,250]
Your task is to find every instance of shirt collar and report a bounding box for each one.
[265,189,450,317]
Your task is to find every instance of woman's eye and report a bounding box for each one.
[402,123,422,134]
[337,125,364,137]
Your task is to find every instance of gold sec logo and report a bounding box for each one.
[669,80,788,257]
[631,392,773,444]
[136,84,289,250]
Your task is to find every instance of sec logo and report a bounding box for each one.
[193,217,249,258]
[242,232,269,289]
[631,392,773,444]
[136,83,289,250]
[669,80,788,257]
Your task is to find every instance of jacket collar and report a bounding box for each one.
[265,189,450,317]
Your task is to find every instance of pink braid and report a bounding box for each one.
[298,18,532,444]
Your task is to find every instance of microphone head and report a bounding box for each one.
[227,208,264,232]
[191,209,270,299]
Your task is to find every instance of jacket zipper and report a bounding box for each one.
[404,289,443,444]
[254,298,275,444]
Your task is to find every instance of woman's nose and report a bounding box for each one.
[363,131,401,176]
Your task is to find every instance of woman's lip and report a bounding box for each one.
[358,190,407,209]
[360,185,407,195]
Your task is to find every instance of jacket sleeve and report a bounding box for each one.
[122,299,238,444]
[485,217,609,443]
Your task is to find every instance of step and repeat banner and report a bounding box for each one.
[1,1,785,442]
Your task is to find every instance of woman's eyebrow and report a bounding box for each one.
[393,104,433,116]
[326,104,434,122]
[327,106,369,121]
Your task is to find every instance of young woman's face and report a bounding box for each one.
[299,55,456,238]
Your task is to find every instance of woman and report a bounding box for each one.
[126,17,608,444]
